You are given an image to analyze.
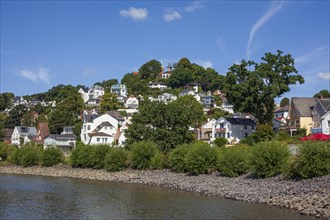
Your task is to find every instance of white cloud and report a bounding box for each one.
[119,7,149,21]
[82,68,97,76]
[163,9,182,22]
[19,66,52,86]
[295,46,327,64]
[317,72,330,80]
[246,1,283,59]
[184,1,203,12]
[194,60,213,69]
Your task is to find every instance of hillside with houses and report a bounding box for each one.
[1,56,330,151]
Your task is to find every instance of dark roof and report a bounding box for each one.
[45,134,76,140]
[275,105,289,112]
[38,122,50,138]
[88,132,113,137]
[291,97,317,117]
[319,99,330,111]
[225,117,256,126]
[106,111,125,121]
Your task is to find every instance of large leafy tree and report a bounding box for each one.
[224,50,304,124]
[138,59,162,81]
[121,72,149,95]
[4,104,28,128]
[0,92,14,111]
[313,89,330,98]
[48,94,83,134]
[100,91,121,113]
[125,95,204,152]
[94,79,118,90]
[280,97,290,107]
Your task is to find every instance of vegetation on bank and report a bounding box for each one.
[1,141,329,180]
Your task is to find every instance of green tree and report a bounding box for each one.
[313,89,330,98]
[138,59,162,81]
[224,50,304,124]
[280,97,290,107]
[125,96,205,152]
[167,67,194,88]
[94,79,118,90]
[100,91,121,113]
[5,104,28,128]
[0,92,14,111]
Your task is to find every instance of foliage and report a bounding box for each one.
[69,144,94,168]
[217,146,250,177]
[313,89,330,98]
[48,93,83,134]
[167,67,194,88]
[150,151,165,169]
[104,147,128,172]
[9,145,42,167]
[184,142,218,175]
[130,141,158,170]
[100,91,121,113]
[5,104,28,128]
[252,124,274,142]
[42,147,64,166]
[94,79,118,91]
[0,92,14,111]
[286,142,330,179]
[121,72,149,95]
[214,137,228,147]
[169,144,190,173]
[249,141,290,178]
[138,59,162,81]
[45,84,79,102]
[280,97,290,107]
[275,131,290,141]
[90,145,110,169]
[125,96,205,152]
[223,50,304,124]
[0,143,17,161]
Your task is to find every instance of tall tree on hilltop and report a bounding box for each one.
[224,50,304,124]
[138,59,162,81]
[280,97,290,107]
[94,79,118,90]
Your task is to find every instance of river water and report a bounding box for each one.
[0,174,317,220]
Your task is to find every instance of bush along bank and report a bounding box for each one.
[1,141,329,180]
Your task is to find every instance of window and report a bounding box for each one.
[97,138,100,142]
[220,123,224,128]
[84,134,86,141]
[244,125,247,129]
[245,133,248,138]
[252,126,254,130]
[87,125,91,130]
[227,133,230,138]
[328,120,330,128]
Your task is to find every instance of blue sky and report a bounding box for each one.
[1,1,329,102]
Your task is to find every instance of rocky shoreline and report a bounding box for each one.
[1,165,329,219]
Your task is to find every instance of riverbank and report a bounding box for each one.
[1,164,329,219]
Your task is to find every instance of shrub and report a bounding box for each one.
[286,142,330,179]
[70,144,94,168]
[130,141,158,169]
[0,144,17,161]
[214,137,227,148]
[169,144,189,173]
[90,145,110,169]
[42,147,64,167]
[275,131,290,141]
[150,151,165,169]
[249,141,290,178]
[185,142,218,175]
[104,147,128,172]
[217,146,250,177]
[10,145,42,167]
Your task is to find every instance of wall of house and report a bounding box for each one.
[321,114,330,135]
[90,136,114,145]
[300,117,313,135]
[44,137,56,148]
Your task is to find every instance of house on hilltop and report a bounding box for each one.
[11,126,37,146]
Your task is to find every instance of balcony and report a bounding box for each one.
[215,128,226,133]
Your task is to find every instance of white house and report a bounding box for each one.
[157,93,177,104]
[78,85,105,105]
[220,102,234,114]
[148,82,168,90]
[81,111,125,145]
[11,126,37,146]
[43,126,77,150]
[125,96,139,109]
[111,84,127,98]
[320,110,330,135]
[212,117,256,144]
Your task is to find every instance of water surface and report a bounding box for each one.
[0,174,316,219]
